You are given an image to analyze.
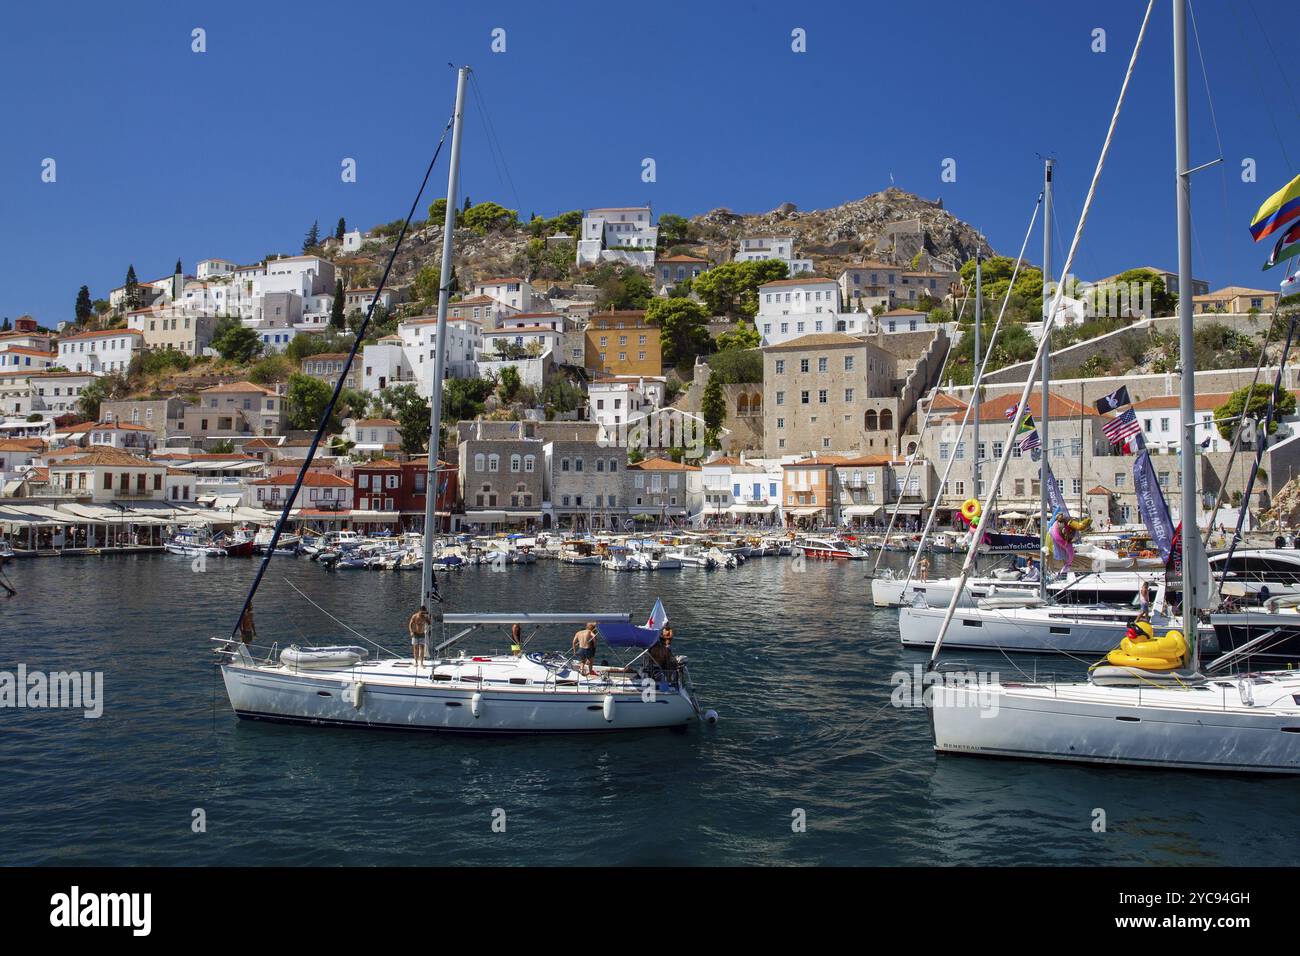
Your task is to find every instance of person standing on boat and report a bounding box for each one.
[1136,580,1152,618]
[510,622,523,656]
[239,605,257,646]
[572,622,598,675]
[648,626,679,676]
[918,556,930,582]
[409,606,431,668]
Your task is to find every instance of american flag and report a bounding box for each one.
[1102,407,1143,446]
[1019,428,1041,451]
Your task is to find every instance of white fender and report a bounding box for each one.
[343,681,365,709]
[471,692,483,717]
[602,693,615,722]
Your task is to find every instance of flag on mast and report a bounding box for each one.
[1005,403,1040,450]
[645,598,668,631]
[1102,408,1143,448]
[1249,172,1300,242]
[1094,385,1132,414]
[1263,220,1300,271]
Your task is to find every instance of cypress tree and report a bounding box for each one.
[124,265,140,310]
[329,278,346,329]
[75,285,93,325]
[335,217,346,240]
[303,220,320,252]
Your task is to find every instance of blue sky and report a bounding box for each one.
[1,0,1295,323]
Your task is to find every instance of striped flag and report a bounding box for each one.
[1250,173,1300,242]
[1264,220,1300,271]
[1006,404,1040,450]
[1102,407,1143,447]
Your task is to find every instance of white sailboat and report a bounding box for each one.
[215,67,707,734]
[927,0,1300,773]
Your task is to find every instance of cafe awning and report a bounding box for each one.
[842,505,883,517]
[728,503,776,514]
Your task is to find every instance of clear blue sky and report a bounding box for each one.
[1,0,1295,324]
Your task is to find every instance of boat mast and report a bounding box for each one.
[1172,1,1199,665]
[1040,157,1054,600]
[421,65,470,610]
[973,251,982,521]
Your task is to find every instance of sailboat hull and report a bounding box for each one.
[221,662,696,733]
[931,677,1300,774]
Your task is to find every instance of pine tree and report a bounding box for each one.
[75,286,93,325]
[335,217,346,240]
[303,220,320,252]
[329,278,346,329]
[1,318,11,332]
[124,265,140,310]
[463,195,472,212]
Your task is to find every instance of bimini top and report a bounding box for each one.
[597,621,661,649]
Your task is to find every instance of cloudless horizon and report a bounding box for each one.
[2,0,1296,323]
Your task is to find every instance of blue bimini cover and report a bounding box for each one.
[597,622,660,649]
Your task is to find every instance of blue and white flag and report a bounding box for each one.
[1133,449,1176,562]
[645,598,668,631]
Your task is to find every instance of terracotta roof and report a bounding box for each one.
[627,457,699,471]
[929,393,968,411]
[2,347,56,357]
[704,455,743,466]
[758,277,835,288]
[351,418,398,428]
[784,455,851,467]
[1130,392,1233,412]
[953,392,1098,423]
[58,328,143,341]
[252,472,352,487]
[51,448,161,468]
[834,455,898,466]
[657,254,709,263]
[0,439,42,453]
[199,381,275,395]
[764,332,864,351]
[1087,485,1113,495]
[879,308,928,317]
[241,437,282,449]
[477,277,526,285]
[356,458,401,469]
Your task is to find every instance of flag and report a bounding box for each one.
[1250,173,1300,242]
[1008,406,1040,450]
[1094,385,1131,414]
[1264,220,1300,270]
[1102,408,1142,447]
[645,598,668,631]
[1019,428,1041,452]
[1004,403,1022,421]
[1133,450,1176,562]
[1043,461,1071,520]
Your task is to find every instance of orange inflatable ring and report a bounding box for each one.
[960,499,981,524]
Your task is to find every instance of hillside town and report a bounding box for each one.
[0,196,1291,553]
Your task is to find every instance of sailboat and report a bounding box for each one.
[927,0,1300,773]
[213,67,707,734]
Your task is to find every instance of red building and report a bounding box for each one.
[352,456,458,531]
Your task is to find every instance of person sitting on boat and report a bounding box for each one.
[647,626,679,678]
[239,605,257,646]
[572,622,598,675]
[409,606,431,668]
[1021,557,1040,583]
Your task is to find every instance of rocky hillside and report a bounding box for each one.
[330,188,994,299]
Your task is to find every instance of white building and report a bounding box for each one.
[196,258,238,279]
[735,237,813,275]
[341,230,363,253]
[344,418,400,455]
[588,376,667,433]
[700,454,785,523]
[1131,393,1235,453]
[473,277,547,314]
[360,317,482,399]
[755,278,859,346]
[57,329,143,374]
[576,206,658,267]
[361,336,411,393]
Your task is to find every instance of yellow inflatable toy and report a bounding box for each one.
[960,498,981,525]
[1106,628,1186,671]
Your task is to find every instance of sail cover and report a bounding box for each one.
[598,622,661,648]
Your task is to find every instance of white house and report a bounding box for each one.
[473,277,547,314]
[1130,393,1236,454]
[57,329,143,374]
[481,323,564,360]
[361,336,411,393]
[342,230,363,253]
[588,376,667,432]
[247,471,353,512]
[576,206,658,267]
[196,258,238,279]
[345,418,401,455]
[755,278,852,346]
[393,316,482,399]
[735,237,813,275]
[26,372,97,419]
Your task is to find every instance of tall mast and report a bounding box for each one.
[421,65,470,610]
[1040,157,1054,599]
[973,252,982,509]
[1173,1,1199,665]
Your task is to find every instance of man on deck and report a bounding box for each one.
[572,622,598,675]
[409,606,431,668]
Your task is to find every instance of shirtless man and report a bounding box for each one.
[409,605,431,668]
[572,621,598,675]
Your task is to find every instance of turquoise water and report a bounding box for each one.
[1,552,1297,866]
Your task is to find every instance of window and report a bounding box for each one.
[775,360,785,374]
[488,455,499,472]
[474,453,485,472]
[510,455,521,472]
[800,391,810,405]
[818,357,828,373]
[844,356,854,371]
[818,390,828,404]
[524,455,535,473]
[844,388,854,403]
[800,359,809,373]
[939,442,951,460]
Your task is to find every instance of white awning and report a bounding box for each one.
[728,503,776,514]
[349,510,401,521]
[465,510,507,522]
[892,505,926,515]
[789,507,824,516]
[842,505,883,517]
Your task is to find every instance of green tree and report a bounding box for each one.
[657,213,691,248]
[124,265,141,310]
[701,371,726,449]
[286,373,336,430]
[442,377,495,422]
[541,378,584,419]
[461,201,519,234]
[646,297,712,367]
[1107,267,1177,316]
[77,377,107,421]
[329,278,346,330]
[75,285,93,325]
[335,217,346,240]
[707,348,763,384]
[210,439,236,454]
[1214,385,1298,441]
[211,317,263,363]
[303,220,320,252]
[428,198,450,224]
[498,365,522,403]
[692,260,789,318]
[412,264,442,309]
[249,354,293,385]
[379,384,431,453]
[715,321,760,351]
[945,321,1037,386]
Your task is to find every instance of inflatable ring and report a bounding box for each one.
[960,498,981,524]
[1107,629,1185,671]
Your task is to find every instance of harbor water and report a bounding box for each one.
[3,551,1298,866]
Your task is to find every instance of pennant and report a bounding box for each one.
[1263,220,1300,271]
[1094,385,1131,414]
[1133,450,1176,563]
[1250,172,1300,242]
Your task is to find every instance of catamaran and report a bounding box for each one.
[213,66,710,735]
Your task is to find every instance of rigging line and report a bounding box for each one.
[1246,0,1300,119]
[282,577,400,658]
[1232,6,1293,168]
[227,116,455,641]
[892,194,1043,591]
[1189,0,1234,283]
[929,0,1156,665]
[469,73,523,217]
